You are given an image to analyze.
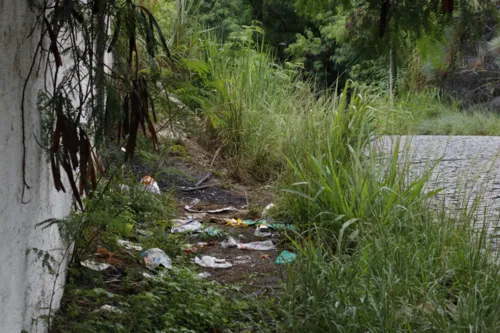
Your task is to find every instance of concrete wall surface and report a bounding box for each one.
[0,0,72,332]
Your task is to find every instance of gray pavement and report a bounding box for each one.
[379,136,500,249]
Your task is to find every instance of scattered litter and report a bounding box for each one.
[181,185,211,192]
[118,184,130,192]
[242,219,265,226]
[268,223,296,231]
[96,305,123,314]
[195,256,232,269]
[141,248,172,269]
[190,212,208,220]
[225,218,247,227]
[234,255,252,265]
[184,244,198,253]
[120,147,126,152]
[236,255,252,260]
[117,240,142,251]
[196,242,208,247]
[197,272,212,279]
[260,254,271,259]
[276,250,297,264]
[81,260,112,271]
[261,203,275,219]
[136,228,153,237]
[206,206,238,214]
[185,205,238,214]
[142,271,166,279]
[254,224,271,237]
[238,234,246,240]
[191,198,201,206]
[237,240,276,251]
[195,172,213,187]
[203,226,226,237]
[221,236,238,249]
[140,175,160,194]
[171,218,202,233]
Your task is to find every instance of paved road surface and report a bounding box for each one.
[379,136,500,249]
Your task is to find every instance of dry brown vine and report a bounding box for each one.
[24,0,169,209]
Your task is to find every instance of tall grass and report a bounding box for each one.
[196,28,365,181]
[375,89,500,136]
[276,90,500,331]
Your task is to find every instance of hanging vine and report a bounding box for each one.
[24,0,170,209]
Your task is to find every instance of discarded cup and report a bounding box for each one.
[171,218,202,233]
[254,224,271,237]
[237,240,276,251]
[141,248,172,269]
[275,250,297,264]
[140,175,161,194]
[195,255,232,269]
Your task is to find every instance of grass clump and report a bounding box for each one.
[275,84,500,332]
[375,89,500,136]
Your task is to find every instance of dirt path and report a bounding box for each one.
[137,141,288,296]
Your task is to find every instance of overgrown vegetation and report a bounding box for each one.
[39,0,500,332]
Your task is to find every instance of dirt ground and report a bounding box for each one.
[137,138,286,296]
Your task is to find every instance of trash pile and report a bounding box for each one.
[80,174,297,280]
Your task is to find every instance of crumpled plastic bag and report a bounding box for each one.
[81,260,112,271]
[141,248,172,269]
[140,175,161,194]
[194,255,232,269]
[275,250,297,264]
[171,218,202,233]
[220,236,238,248]
[237,240,276,251]
[117,239,143,251]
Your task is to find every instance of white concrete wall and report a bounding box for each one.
[0,1,72,332]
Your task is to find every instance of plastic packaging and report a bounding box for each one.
[275,250,297,264]
[117,239,142,251]
[254,224,271,237]
[194,255,232,269]
[237,240,276,251]
[197,272,212,279]
[261,203,275,219]
[171,218,202,233]
[140,175,161,194]
[141,248,172,269]
[81,260,112,271]
[220,236,238,248]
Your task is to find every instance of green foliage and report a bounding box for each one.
[51,267,262,333]
[374,89,500,136]
[275,81,500,333]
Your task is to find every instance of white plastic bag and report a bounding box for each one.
[171,218,202,233]
[220,236,238,248]
[194,256,232,269]
[237,240,276,251]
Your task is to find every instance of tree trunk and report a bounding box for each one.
[389,38,397,103]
